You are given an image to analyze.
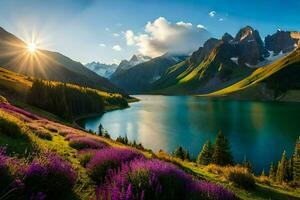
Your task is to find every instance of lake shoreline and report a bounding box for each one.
[73,97,140,130]
[79,95,300,174]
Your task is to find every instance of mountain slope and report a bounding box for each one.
[0,66,130,120]
[0,27,121,93]
[206,47,300,101]
[150,27,300,95]
[111,54,185,94]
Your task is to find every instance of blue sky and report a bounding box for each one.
[0,0,299,64]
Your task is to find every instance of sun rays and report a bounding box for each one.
[0,30,63,80]
[27,42,37,53]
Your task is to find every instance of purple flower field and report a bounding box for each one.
[0,104,238,200]
[0,150,77,199]
[87,147,145,184]
[69,137,108,150]
[96,159,238,200]
[0,103,39,121]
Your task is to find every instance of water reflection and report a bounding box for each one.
[80,95,300,173]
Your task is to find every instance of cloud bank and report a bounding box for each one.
[125,17,210,57]
[112,45,122,51]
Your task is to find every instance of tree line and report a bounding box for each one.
[27,79,127,120]
[173,131,233,166]
[173,131,300,187]
[268,137,300,186]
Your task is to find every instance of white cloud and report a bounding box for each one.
[208,11,216,17]
[105,28,110,32]
[112,45,122,51]
[99,43,106,47]
[112,59,120,64]
[124,17,210,57]
[197,24,207,29]
[219,18,224,21]
[113,33,120,37]
[125,30,136,46]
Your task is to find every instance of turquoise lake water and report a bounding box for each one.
[79,95,300,173]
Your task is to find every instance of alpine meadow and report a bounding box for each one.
[0,1,300,200]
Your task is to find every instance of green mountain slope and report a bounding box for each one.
[151,40,253,94]
[206,48,300,101]
[0,27,121,93]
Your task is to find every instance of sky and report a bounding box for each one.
[0,0,299,64]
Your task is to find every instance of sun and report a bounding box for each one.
[27,42,37,53]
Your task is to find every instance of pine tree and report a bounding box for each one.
[261,169,265,177]
[287,157,294,182]
[269,162,276,181]
[293,137,300,185]
[277,150,288,183]
[242,156,253,172]
[173,146,189,160]
[212,131,233,166]
[197,140,214,165]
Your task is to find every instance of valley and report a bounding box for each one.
[0,1,300,199]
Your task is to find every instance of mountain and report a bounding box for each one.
[111,54,151,78]
[150,26,299,95]
[206,47,300,101]
[0,27,121,93]
[85,62,118,78]
[265,30,300,54]
[111,54,186,94]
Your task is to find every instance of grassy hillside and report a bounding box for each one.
[0,98,299,200]
[150,42,253,95]
[0,67,131,120]
[0,27,121,93]
[205,48,300,101]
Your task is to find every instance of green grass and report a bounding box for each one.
[156,151,300,200]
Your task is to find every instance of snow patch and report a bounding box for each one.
[150,75,161,83]
[245,50,288,69]
[230,57,239,65]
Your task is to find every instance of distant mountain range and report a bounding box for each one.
[109,26,300,98]
[150,27,300,95]
[110,54,187,93]
[0,27,122,93]
[111,54,151,78]
[85,62,118,79]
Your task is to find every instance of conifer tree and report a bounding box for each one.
[242,156,253,172]
[173,146,190,160]
[293,137,300,185]
[212,131,233,166]
[287,157,294,182]
[269,162,276,181]
[197,140,214,165]
[261,169,265,177]
[277,150,288,183]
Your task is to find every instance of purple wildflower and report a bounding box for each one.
[87,148,144,184]
[191,181,238,200]
[65,133,85,141]
[0,103,39,120]
[24,153,77,199]
[69,137,107,150]
[96,159,238,200]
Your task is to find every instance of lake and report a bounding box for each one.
[79,95,300,173]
